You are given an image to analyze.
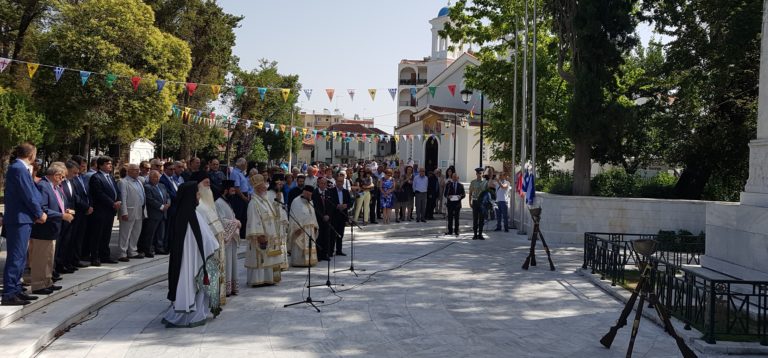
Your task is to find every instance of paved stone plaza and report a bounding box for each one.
[31,218,743,358]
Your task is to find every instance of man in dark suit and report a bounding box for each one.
[30,162,74,295]
[2,143,46,306]
[426,170,439,220]
[139,170,171,256]
[55,160,83,274]
[328,174,352,256]
[444,172,466,236]
[88,156,121,266]
[159,161,178,254]
[67,157,92,268]
[312,177,333,261]
[287,174,305,211]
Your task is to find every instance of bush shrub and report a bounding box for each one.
[591,169,638,197]
[539,168,679,199]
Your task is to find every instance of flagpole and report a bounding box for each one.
[531,0,538,178]
[517,4,529,235]
[510,20,519,230]
[288,107,294,169]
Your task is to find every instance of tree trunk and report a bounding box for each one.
[180,126,190,161]
[8,1,43,74]
[674,163,710,199]
[572,138,592,196]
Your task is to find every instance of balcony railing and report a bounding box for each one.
[399,101,416,107]
[334,149,356,158]
[398,79,427,86]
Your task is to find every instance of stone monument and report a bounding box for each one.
[700,0,768,280]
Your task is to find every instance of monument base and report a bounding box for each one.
[702,201,768,281]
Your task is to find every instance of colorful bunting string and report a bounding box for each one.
[0,57,469,102]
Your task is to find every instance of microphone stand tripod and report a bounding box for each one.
[281,198,324,312]
[308,221,341,292]
[335,215,364,276]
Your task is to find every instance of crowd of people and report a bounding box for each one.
[2,143,515,328]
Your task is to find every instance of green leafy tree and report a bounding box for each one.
[641,0,760,200]
[549,0,639,195]
[442,0,572,176]
[0,86,47,190]
[225,59,301,164]
[145,0,242,159]
[29,0,191,160]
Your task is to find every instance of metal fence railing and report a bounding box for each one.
[583,232,767,345]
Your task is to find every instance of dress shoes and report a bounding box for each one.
[52,276,62,282]
[155,250,169,255]
[57,266,75,274]
[32,288,53,295]
[144,253,155,258]
[118,257,130,262]
[444,232,453,236]
[17,292,38,301]
[335,252,347,256]
[68,265,79,272]
[101,258,119,264]
[74,262,89,268]
[2,296,30,306]
[48,285,62,291]
[91,259,101,267]
[478,235,486,240]
[129,254,145,259]
[455,232,459,237]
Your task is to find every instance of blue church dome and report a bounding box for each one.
[438,6,450,17]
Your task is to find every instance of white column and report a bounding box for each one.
[741,0,768,207]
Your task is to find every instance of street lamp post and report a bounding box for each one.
[460,89,474,169]
[460,89,472,171]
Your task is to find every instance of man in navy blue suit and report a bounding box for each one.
[87,156,121,266]
[158,161,178,254]
[66,156,92,268]
[30,162,73,295]
[2,143,46,306]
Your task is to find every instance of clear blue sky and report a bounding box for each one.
[218,1,660,134]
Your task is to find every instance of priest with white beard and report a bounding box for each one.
[163,182,220,328]
[191,171,227,305]
[245,174,285,286]
[215,180,242,296]
[288,185,319,267]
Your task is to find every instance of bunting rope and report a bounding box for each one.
[0,57,469,103]
[171,104,452,144]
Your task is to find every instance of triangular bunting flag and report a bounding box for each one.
[211,85,221,97]
[347,89,355,101]
[27,63,39,78]
[429,86,437,98]
[235,85,246,99]
[326,89,335,102]
[156,79,166,92]
[0,58,10,73]
[186,82,198,96]
[388,88,397,100]
[281,88,291,102]
[447,84,457,96]
[54,67,65,83]
[258,87,267,101]
[106,73,117,88]
[368,89,377,101]
[303,89,313,100]
[131,76,141,92]
[79,71,91,86]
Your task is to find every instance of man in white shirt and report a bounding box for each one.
[494,173,510,232]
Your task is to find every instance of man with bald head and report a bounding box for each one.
[117,164,146,261]
[139,170,170,257]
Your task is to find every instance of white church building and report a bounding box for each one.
[395,5,502,181]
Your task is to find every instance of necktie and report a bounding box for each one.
[454,182,458,194]
[104,173,117,200]
[51,182,65,213]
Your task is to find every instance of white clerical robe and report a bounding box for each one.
[162,211,220,328]
[267,190,290,270]
[216,197,241,296]
[288,196,319,267]
[245,193,284,286]
[197,201,227,304]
